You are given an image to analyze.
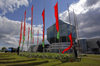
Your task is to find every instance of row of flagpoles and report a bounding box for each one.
[18,1,74,54]
[18,5,45,52]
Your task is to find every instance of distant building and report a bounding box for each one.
[47,20,76,53]
[79,39,88,53]
[79,38,100,54]
[87,38,100,54]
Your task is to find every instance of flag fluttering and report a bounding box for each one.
[62,33,73,54]
[23,10,26,45]
[54,2,59,39]
[19,19,23,47]
[42,9,45,47]
[31,5,33,40]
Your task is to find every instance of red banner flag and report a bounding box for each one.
[19,20,23,47]
[31,5,33,39]
[62,33,73,54]
[54,2,59,39]
[42,9,45,47]
[23,10,26,44]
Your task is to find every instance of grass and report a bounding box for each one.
[0,52,100,66]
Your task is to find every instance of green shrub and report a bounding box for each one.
[19,52,76,62]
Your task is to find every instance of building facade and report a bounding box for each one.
[47,20,76,43]
[79,38,100,54]
[47,20,76,53]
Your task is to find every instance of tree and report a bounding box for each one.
[2,47,7,52]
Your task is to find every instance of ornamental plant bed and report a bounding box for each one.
[19,52,79,62]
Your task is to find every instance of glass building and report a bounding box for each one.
[47,20,76,53]
[47,20,76,44]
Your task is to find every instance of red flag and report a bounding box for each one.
[42,9,45,47]
[19,20,23,47]
[24,10,26,37]
[23,10,26,44]
[54,2,59,39]
[31,5,33,39]
[62,33,73,54]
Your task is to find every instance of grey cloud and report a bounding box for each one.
[0,16,20,35]
[78,8,100,28]
[0,16,49,50]
[60,0,100,39]
[0,16,21,47]
[85,0,99,7]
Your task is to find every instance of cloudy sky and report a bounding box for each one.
[60,0,100,39]
[0,0,100,50]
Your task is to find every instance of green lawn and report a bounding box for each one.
[0,53,100,66]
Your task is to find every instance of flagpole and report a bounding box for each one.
[27,40,28,51]
[18,19,23,55]
[54,25,56,47]
[29,5,33,54]
[44,0,45,54]
[42,0,45,54]
[66,0,78,58]
[27,29,29,51]
[42,9,45,53]
[57,0,61,54]
[22,10,26,52]
[27,27,30,51]
[31,5,33,44]
[36,30,39,52]
[54,0,60,54]
[43,9,45,53]
[67,2,74,55]
[73,10,79,58]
